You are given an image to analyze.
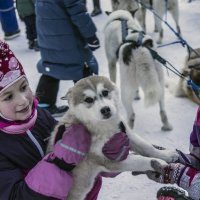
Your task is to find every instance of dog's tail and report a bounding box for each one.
[120,44,162,107]
[135,47,161,107]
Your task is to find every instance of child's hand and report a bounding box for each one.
[86,34,100,51]
[146,162,185,184]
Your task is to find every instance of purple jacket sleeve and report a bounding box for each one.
[189,107,200,160]
[0,153,58,200]
[177,107,200,169]
[175,107,200,200]
[0,124,91,200]
[177,167,200,200]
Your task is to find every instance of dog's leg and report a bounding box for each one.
[153,1,165,44]
[105,153,167,173]
[141,7,147,32]
[136,7,146,32]
[121,86,135,129]
[134,89,140,100]
[159,91,173,131]
[169,1,181,35]
[67,161,101,200]
[156,65,173,131]
[125,125,178,163]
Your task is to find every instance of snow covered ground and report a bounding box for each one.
[1,0,200,199]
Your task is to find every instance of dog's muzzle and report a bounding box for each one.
[101,106,112,119]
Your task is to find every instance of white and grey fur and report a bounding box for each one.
[139,0,181,44]
[104,10,172,131]
[174,48,200,105]
[50,76,178,200]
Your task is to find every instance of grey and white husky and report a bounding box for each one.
[50,75,178,200]
[139,0,181,44]
[104,10,172,131]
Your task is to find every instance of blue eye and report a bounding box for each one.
[84,97,94,104]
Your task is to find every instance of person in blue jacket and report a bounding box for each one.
[0,40,129,200]
[0,0,20,40]
[35,0,100,117]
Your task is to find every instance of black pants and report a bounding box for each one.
[36,75,59,106]
[35,64,92,106]
[23,14,37,41]
[93,0,101,9]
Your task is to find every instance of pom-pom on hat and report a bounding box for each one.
[0,40,25,93]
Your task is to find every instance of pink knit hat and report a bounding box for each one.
[0,40,25,93]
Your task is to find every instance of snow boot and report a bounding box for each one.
[157,186,192,200]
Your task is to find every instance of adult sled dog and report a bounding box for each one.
[137,0,181,44]
[175,48,200,105]
[49,75,178,200]
[104,10,172,131]
[111,0,181,44]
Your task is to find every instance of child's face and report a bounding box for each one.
[0,77,34,121]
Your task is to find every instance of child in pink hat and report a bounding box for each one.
[0,40,130,200]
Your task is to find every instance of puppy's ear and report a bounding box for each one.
[61,88,72,101]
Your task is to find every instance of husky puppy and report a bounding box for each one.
[175,48,200,105]
[104,10,172,131]
[50,75,178,200]
[138,0,181,44]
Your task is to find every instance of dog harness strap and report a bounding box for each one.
[48,157,76,171]
[27,130,45,158]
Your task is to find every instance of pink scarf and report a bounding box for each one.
[0,99,38,134]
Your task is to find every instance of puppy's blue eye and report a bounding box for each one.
[85,97,94,104]
[102,90,109,97]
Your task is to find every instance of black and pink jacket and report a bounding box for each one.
[176,106,200,200]
[0,107,57,200]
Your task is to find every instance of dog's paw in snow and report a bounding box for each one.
[150,159,167,173]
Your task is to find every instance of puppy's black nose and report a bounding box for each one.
[101,106,111,119]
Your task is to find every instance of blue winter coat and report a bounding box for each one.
[36,0,98,81]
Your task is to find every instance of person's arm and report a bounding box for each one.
[63,0,97,39]
[0,124,91,200]
[147,162,200,200]
[63,0,100,51]
[0,154,57,200]
[176,107,200,170]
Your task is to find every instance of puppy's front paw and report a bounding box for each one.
[150,159,167,173]
[162,150,179,163]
